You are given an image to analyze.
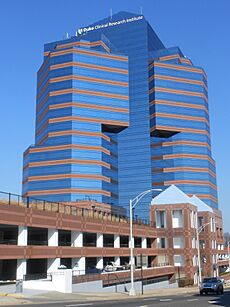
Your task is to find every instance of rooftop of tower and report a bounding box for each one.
[44,10,165,54]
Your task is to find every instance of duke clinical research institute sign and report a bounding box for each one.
[76,15,143,36]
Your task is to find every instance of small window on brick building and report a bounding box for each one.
[156,211,166,228]
[174,255,184,266]
[172,210,183,228]
[173,237,184,249]
[157,237,167,248]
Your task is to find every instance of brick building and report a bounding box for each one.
[151,185,226,283]
[0,186,227,285]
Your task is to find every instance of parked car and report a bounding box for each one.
[103,261,126,272]
[57,264,67,270]
[200,277,224,295]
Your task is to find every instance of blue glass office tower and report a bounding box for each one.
[149,47,217,210]
[22,12,218,219]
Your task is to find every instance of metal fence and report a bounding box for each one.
[0,239,18,245]
[23,273,51,281]
[0,190,152,227]
[72,263,172,286]
[106,273,171,288]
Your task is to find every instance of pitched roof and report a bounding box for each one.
[151,185,191,205]
[190,195,213,213]
[151,185,214,213]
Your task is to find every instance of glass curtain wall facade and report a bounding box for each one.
[22,11,218,219]
[149,47,217,208]
[22,38,129,205]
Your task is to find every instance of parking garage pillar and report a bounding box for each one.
[47,258,60,273]
[114,235,120,248]
[96,233,103,247]
[142,237,147,249]
[71,258,85,275]
[48,228,58,246]
[18,226,27,246]
[72,258,79,272]
[76,257,85,275]
[16,259,26,280]
[71,231,83,247]
[96,257,103,270]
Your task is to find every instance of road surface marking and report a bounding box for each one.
[187,299,199,301]
[208,301,219,304]
[160,298,172,301]
[143,298,157,301]
[66,304,94,307]
[183,295,192,297]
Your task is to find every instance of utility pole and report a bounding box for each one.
[196,221,216,287]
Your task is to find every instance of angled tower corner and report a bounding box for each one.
[22,36,129,204]
[149,47,218,208]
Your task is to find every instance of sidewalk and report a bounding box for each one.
[0,286,200,305]
[0,293,28,306]
[1,285,230,305]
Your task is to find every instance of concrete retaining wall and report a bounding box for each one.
[23,269,72,294]
[72,279,178,294]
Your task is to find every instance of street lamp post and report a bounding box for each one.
[196,221,216,287]
[228,242,230,273]
[196,225,202,287]
[129,199,135,296]
[129,188,162,296]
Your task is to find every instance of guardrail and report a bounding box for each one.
[23,273,51,281]
[27,240,48,246]
[72,263,172,285]
[0,191,151,227]
[0,239,18,245]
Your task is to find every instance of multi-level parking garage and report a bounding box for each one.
[0,191,172,282]
[0,188,228,285]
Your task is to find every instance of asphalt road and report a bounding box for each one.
[3,289,230,307]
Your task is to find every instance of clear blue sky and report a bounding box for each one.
[0,0,229,230]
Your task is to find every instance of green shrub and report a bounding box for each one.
[178,278,194,287]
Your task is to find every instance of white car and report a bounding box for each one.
[103,261,125,272]
[58,264,67,269]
